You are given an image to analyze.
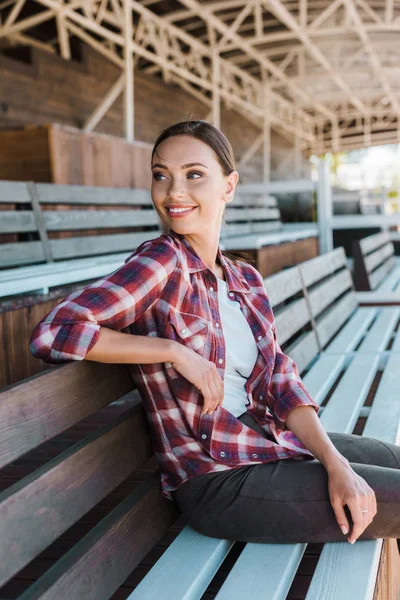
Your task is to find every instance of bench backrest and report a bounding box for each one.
[0,361,180,597]
[297,247,358,350]
[264,266,320,373]
[352,231,397,291]
[0,181,282,269]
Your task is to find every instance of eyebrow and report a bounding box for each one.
[151,162,209,170]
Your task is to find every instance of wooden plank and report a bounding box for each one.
[275,297,310,346]
[29,181,54,263]
[299,248,347,288]
[0,241,45,268]
[286,330,320,376]
[356,291,400,305]
[0,406,152,587]
[373,539,400,600]
[18,474,180,600]
[225,207,280,221]
[127,525,233,600]
[0,361,135,469]
[370,257,397,290]
[365,243,394,274]
[43,209,160,230]
[0,210,37,233]
[264,266,303,308]
[0,180,32,203]
[315,292,358,349]
[356,307,400,354]
[36,183,152,206]
[375,260,400,291]
[323,307,377,354]
[360,231,390,255]
[49,231,160,260]
[302,353,346,405]
[306,271,354,319]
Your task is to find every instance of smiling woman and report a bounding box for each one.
[30,120,400,554]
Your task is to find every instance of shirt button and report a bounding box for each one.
[220,451,226,457]
[218,358,223,364]
[252,453,258,458]
[209,287,214,292]
[229,292,234,297]
[257,335,262,340]
[215,322,220,328]
[181,329,187,334]
[201,434,207,440]
[259,395,263,400]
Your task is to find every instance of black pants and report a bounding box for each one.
[172,412,400,547]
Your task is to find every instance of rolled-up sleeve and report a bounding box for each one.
[29,237,177,363]
[268,325,320,431]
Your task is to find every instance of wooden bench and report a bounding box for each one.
[1,248,399,599]
[352,232,400,304]
[0,180,318,297]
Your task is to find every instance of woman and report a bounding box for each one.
[30,120,400,549]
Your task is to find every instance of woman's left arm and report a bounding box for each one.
[286,405,377,544]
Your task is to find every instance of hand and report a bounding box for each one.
[327,461,377,544]
[170,344,224,415]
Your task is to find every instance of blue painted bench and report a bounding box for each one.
[1,247,399,599]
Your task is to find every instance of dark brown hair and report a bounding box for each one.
[151,120,255,267]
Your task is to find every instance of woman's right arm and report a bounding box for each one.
[84,326,178,364]
[29,237,178,364]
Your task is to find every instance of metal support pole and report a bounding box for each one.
[263,85,271,184]
[123,0,134,142]
[212,49,220,128]
[317,155,333,254]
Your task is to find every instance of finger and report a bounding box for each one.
[331,498,350,535]
[347,499,366,544]
[200,384,213,414]
[206,379,221,414]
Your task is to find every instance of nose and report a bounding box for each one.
[168,177,187,199]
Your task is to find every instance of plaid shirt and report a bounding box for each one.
[30,229,320,502]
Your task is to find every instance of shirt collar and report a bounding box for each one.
[168,229,250,294]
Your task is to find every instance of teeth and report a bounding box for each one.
[169,207,195,213]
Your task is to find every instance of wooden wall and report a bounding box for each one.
[0,44,311,183]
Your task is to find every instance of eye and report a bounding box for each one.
[187,171,202,179]
[153,172,167,181]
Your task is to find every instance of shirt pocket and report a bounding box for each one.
[168,308,209,356]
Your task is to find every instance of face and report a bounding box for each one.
[151,135,239,239]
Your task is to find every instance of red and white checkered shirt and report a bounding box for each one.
[30,229,320,501]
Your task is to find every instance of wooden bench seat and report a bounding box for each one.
[297,247,400,356]
[353,232,400,300]
[1,247,399,598]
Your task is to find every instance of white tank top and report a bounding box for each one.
[216,276,259,417]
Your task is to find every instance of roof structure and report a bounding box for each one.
[1,0,400,162]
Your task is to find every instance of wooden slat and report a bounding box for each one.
[370,257,397,290]
[0,241,45,268]
[0,180,32,203]
[360,231,390,255]
[0,211,37,233]
[49,231,160,260]
[365,243,394,274]
[286,330,320,375]
[356,307,399,354]
[36,184,152,206]
[315,292,358,349]
[0,361,135,469]
[275,297,310,346]
[306,271,354,319]
[225,207,280,221]
[18,474,180,600]
[323,307,377,354]
[0,405,152,587]
[43,209,160,230]
[299,248,347,288]
[264,266,303,308]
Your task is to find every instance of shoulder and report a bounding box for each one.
[124,234,179,267]
[229,257,265,288]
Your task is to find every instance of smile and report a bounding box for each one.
[167,207,197,218]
